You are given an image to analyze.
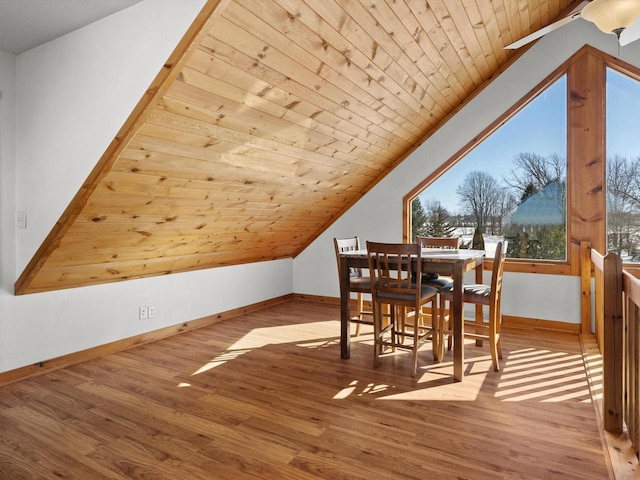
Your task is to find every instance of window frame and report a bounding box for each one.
[604,59,640,265]
[404,45,620,277]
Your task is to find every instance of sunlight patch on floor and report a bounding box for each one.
[332,343,599,404]
[227,321,341,350]
[191,349,251,376]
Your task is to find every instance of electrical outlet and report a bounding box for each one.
[139,306,148,320]
[148,306,155,318]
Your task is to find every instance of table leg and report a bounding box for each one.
[340,255,351,359]
[452,263,464,382]
[475,262,483,346]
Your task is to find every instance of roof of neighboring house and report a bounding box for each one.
[504,180,566,226]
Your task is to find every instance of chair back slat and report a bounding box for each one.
[334,236,362,278]
[367,242,422,299]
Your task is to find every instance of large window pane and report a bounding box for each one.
[412,76,567,260]
[606,68,640,262]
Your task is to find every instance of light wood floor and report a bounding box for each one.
[0,300,611,479]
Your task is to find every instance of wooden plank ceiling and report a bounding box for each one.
[15,0,577,294]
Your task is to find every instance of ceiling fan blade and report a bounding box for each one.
[505,1,589,50]
[619,15,640,46]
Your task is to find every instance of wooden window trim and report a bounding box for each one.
[404,45,617,277]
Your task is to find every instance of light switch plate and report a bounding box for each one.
[16,211,27,229]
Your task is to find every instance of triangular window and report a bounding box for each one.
[410,76,567,261]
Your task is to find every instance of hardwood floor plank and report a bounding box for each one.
[0,300,611,479]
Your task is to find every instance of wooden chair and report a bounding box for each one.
[334,237,372,336]
[438,241,508,371]
[415,236,461,249]
[415,236,460,345]
[367,241,439,376]
[415,235,460,288]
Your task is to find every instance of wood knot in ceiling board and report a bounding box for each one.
[256,85,272,97]
[107,269,121,276]
[286,10,300,21]
[343,50,352,66]
[321,38,329,51]
[136,231,152,237]
[257,46,268,60]
[413,27,421,41]
[196,224,207,230]
[131,167,140,173]
[176,72,184,82]
[91,216,106,222]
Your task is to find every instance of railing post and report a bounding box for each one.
[603,252,623,434]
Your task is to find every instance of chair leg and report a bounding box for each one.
[439,298,453,352]
[390,305,397,353]
[489,309,500,372]
[436,299,445,362]
[431,299,439,362]
[355,292,364,336]
[398,306,406,344]
[411,309,419,377]
[496,302,503,360]
[373,301,382,368]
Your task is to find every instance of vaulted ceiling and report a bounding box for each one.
[15,0,577,294]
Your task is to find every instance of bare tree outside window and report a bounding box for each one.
[456,171,503,233]
[607,153,640,260]
[504,152,566,196]
[606,68,640,263]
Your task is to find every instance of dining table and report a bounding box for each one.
[338,247,486,382]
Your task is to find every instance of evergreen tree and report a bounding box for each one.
[424,200,456,237]
[411,198,429,241]
[521,183,538,202]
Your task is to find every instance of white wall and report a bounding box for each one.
[0,0,292,373]
[293,20,640,325]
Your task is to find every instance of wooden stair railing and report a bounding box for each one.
[589,244,624,434]
[581,241,640,453]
